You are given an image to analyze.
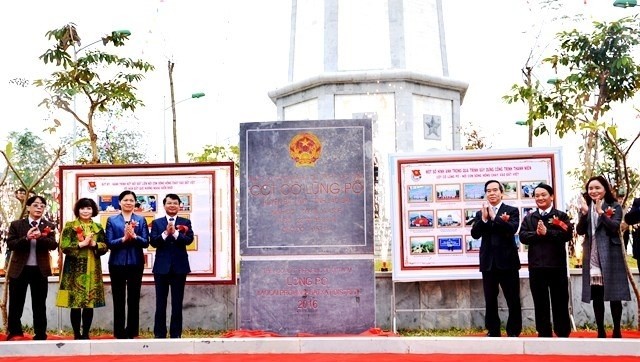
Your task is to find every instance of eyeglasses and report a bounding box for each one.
[30,203,46,208]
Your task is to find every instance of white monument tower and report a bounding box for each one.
[269,0,468,265]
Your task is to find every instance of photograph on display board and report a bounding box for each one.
[410,236,436,254]
[177,194,192,211]
[408,185,433,203]
[521,206,536,218]
[521,180,546,198]
[464,208,480,226]
[463,183,485,201]
[501,181,518,200]
[436,209,462,228]
[465,235,481,252]
[408,210,434,228]
[437,236,463,254]
[435,184,460,202]
[135,194,158,212]
[98,195,120,212]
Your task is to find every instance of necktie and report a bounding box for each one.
[31,221,38,227]
[541,211,547,216]
[169,217,175,223]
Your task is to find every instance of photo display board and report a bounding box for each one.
[58,163,236,283]
[389,148,564,281]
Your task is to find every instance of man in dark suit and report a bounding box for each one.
[149,193,194,338]
[624,197,640,260]
[5,195,58,340]
[518,183,573,337]
[471,180,521,337]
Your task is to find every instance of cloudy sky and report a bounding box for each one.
[1,0,638,184]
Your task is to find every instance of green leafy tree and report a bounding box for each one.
[541,16,640,179]
[507,14,640,328]
[62,110,149,165]
[188,144,240,174]
[34,23,154,164]
[0,131,63,331]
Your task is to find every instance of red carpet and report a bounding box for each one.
[2,354,640,362]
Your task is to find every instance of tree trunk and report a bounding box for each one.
[168,60,178,163]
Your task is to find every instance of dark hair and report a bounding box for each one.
[26,195,46,206]
[14,187,26,194]
[534,183,554,196]
[163,193,181,205]
[583,175,616,205]
[74,198,99,217]
[484,180,503,193]
[118,190,137,201]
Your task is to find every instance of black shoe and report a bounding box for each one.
[508,334,519,337]
[6,333,24,341]
[486,332,500,337]
[597,330,606,338]
[33,334,47,341]
[612,329,622,338]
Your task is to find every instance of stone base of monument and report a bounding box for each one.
[1,335,638,357]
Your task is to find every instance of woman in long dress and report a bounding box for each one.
[56,198,108,339]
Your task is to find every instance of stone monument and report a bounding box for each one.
[239,119,374,335]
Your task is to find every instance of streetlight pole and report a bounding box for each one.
[163,92,205,163]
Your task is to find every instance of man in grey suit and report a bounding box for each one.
[471,180,521,337]
[149,193,195,338]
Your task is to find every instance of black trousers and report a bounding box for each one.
[109,264,143,339]
[482,268,522,336]
[529,267,571,337]
[8,266,48,339]
[153,272,187,338]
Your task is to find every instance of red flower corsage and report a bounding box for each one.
[130,220,139,228]
[75,226,85,241]
[177,225,189,233]
[41,226,52,236]
[549,216,568,231]
[604,207,614,217]
[500,213,510,222]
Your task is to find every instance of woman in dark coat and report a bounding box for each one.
[576,175,630,338]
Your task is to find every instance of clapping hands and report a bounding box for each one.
[124,222,137,241]
[27,225,41,240]
[167,221,176,235]
[481,202,490,221]
[536,220,547,235]
[78,233,96,248]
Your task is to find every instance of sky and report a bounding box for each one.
[1,0,639,192]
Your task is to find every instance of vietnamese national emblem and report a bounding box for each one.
[289,132,322,167]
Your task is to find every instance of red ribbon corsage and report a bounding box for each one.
[41,226,52,236]
[549,216,568,231]
[75,226,85,241]
[604,207,614,218]
[177,225,189,233]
